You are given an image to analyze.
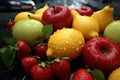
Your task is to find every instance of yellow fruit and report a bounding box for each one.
[71,10,99,39]
[28,14,42,21]
[29,4,49,22]
[46,28,85,60]
[108,67,120,80]
[91,5,114,32]
[35,4,49,14]
[14,12,33,23]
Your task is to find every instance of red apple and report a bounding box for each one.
[82,37,120,73]
[75,6,94,16]
[42,6,73,31]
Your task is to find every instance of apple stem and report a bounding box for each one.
[53,6,58,14]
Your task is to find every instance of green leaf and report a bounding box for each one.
[91,69,105,80]
[40,62,46,67]
[0,46,16,70]
[2,34,16,45]
[42,24,53,38]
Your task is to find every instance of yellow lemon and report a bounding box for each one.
[108,67,120,80]
[71,10,99,39]
[91,5,114,32]
[14,12,33,23]
[35,4,49,14]
[46,28,85,60]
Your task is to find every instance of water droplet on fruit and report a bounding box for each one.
[55,47,58,49]
[64,47,67,50]
[81,45,84,47]
[76,48,79,51]
[66,41,69,44]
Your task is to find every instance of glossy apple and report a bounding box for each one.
[42,6,73,31]
[82,37,120,73]
[75,6,94,16]
[104,20,120,44]
[12,19,43,46]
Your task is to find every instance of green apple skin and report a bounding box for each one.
[104,20,120,43]
[12,19,43,46]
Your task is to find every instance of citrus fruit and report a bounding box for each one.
[35,4,49,14]
[108,67,120,80]
[91,5,114,32]
[71,10,99,39]
[46,28,85,60]
[14,12,33,23]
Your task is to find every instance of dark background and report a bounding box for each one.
[0,0,120,80]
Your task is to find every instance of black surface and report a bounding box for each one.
[0,0,120,80]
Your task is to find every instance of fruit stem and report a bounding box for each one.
[109,4,113,8]
[28,14,30,19]
[53,6,58,14]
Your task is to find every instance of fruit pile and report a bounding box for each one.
[1,4,120,80]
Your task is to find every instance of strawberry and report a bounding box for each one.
[21,56,38,74]
[31,62,53,80]
[7,20,14,32]
[16,40,32,59]
[51,58,71,80]
[34,44,48,60]
[72,68,94,80]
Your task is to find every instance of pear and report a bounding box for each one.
[35,4,49,14]
[91,5,114,32]
[28,4,49,22]
[71,10,99,39]
[28,14,42,21]
[14,12,33,23]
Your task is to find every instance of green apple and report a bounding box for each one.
[103,20,120,43]
[12,19,44,46]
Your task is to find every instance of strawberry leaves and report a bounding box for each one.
[0,34,16,70]
[0,46,15,70]
[91,69,105,80]
[2,34,16,45]
[87,68,105,80]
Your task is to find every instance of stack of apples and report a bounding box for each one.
[4,3,120,80]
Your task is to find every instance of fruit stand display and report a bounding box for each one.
[0,1,120,80]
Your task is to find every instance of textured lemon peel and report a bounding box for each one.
[46,28,85,60]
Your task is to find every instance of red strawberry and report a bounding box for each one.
[7,20,14,32]
[34,45,48,60]
[21,56,38,74]
[51,58,71,80]
[16,40,32,59]
[72,68,94,80]
[31,63,53,80]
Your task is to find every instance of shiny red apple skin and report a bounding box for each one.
[82,37,120,73]
[42,6,73,31]
[75,6,94,16]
